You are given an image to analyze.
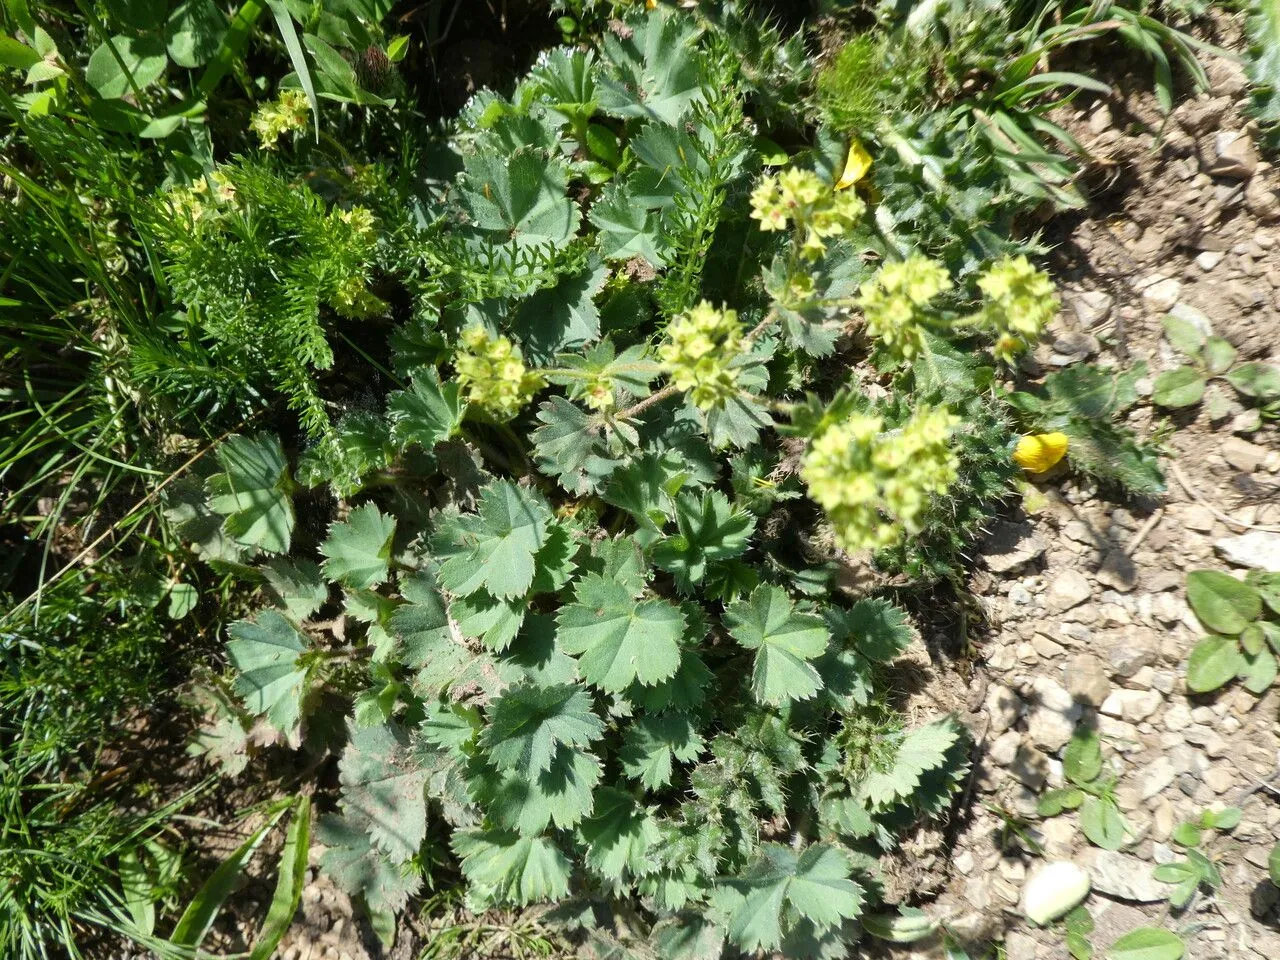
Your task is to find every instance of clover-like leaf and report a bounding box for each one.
[556,575,684,691]
[479,683,605,777]
[433,481,552,600]
[320,502,396,590]
[725,585,828,706]
[207,433,295,554]
[226,610,311,733]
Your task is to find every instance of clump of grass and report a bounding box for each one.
[817,33,924,134]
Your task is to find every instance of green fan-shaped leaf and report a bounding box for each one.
[470,745,601,835]
[207,433,295,555]
[226,611,311,733]
[531,396,626,495]
[597,8,707,125]
[459,149,580,247]
[725,585,828,706]
[619,713,705,790]
[338,723,428,862]
[857,717,963,809]
[317,814,422,913]
[388,369,464,451]
[320,503,396,590]
[580,787,661,882]
[434,481,552,600]
[724,843,864,952]
[262,558,328,622]
[453,830,572,907]
[653,490,755,590]
[556,575,684,691]
[479,683,605,777]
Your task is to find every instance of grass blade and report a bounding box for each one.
[266,1,319,139]
[248,796,310,960]
[169,801,290,949]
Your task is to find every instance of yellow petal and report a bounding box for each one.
[1013,433,1069,473]
[836,139,872,190]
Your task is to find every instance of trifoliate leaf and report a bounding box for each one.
[261,558,328,622]
[619,713,705,790]
[857,717,963,809]
[458,149,580,247]
[207,433,295,554]
[556,575,684,691]
[388,369,464,451]
[531,396,626,495]
[652,490,755,590]
[320,503,396,590]
[317,814,422,913]
[226,610,311,733]
[724,585,828,706]
[434,481,552,600]
[579,787,661,882]
[470,745,601,835]
[724,843,864,952]
[479,682,605,777]
[597,8,707,125]
[453,829,572,906]
[338,723,428,862]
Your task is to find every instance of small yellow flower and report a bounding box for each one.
[836,139,872,190]
[1013,433,1069,473]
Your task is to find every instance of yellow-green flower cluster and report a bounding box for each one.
[164,170,238,223]
[974,255,1058,363]
[331,275,383,319]
[749,168,866,260]
[455,327,543,420]
[251,89,310,149]
[801,406,959,551]
[854,255,952,362]
[657,301,744,410]
[337,206,377,244]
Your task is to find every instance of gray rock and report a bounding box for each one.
[1095,549,1138,592]
[1139,275,1181,312]
[1067,290,1114,327]
[1004,932,1039,960]
[983,520,1047,574]
[1065,653,1111,707]
[986,684,1022,735]
[1196,250,1224,271]
[1222,436,1267,473]
[1011,744,1050,791]
[1026,677,1081,752]
[989,730,1020,767]
[1209,131,1258,180]
[1215,531,1280,571]
[1081,850,1169,902]
[1140,756,1177,800]
[1100,688,1162,722]
[1046,570,1092,614]
[1245,179,1280,222]
[1108,631,1158,679]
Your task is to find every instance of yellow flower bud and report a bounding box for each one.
[1013,433,1069,473]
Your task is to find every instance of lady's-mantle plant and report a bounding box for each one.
[174,8,1068,956]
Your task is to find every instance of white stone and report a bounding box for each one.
[1022,861,1091,925]
[1215,531,1280,571]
